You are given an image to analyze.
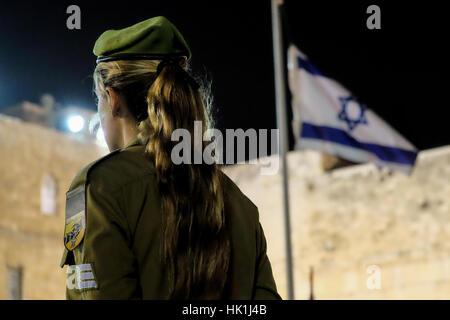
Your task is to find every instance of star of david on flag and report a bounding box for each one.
[287,44,418,174]
[337,96,368,131]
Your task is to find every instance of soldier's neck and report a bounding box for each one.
[120,121,140,150]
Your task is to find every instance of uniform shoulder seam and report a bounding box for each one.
[67,149,122,191]
[86,148,156,193]
[85,149,122,181]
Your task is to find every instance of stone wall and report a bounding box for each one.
[0,114,107,299]
[222,145,450,299]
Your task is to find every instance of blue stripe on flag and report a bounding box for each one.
[296,56,323,76]
[301,122,417,165]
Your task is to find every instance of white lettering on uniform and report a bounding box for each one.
[66,264,97,290]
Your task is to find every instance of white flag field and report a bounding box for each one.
[287,44,418,174]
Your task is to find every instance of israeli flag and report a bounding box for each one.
[287,44,418,174]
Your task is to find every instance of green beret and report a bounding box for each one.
[93,16,191,63]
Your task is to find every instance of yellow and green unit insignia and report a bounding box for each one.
[64,185,86,251]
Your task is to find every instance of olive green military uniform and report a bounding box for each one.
[60,136,281,299]
[60,15,281,299]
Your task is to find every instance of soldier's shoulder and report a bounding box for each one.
[219,169,259,221]
[90,146,156,191]
[71,146,156,193]
[68,149,122,191]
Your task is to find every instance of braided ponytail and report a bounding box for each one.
[139,58,230,299]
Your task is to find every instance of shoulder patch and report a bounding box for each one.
[64,149,122,251]
[64,185,86,251]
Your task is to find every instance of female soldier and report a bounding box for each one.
[60,16,281,300]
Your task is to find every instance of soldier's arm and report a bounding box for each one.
[253,221,283,300]
[68,183,139,299]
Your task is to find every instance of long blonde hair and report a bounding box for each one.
[93,58,230,299]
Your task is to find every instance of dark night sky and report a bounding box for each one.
[0,1,448,151]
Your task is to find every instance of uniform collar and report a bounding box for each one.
[123,135,142,149]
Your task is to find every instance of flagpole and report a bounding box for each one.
[271,0,295,300]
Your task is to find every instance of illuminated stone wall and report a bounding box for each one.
[223,145,450,299]
[0,114,107,299]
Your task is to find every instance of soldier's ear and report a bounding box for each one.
[105,87,122,117]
